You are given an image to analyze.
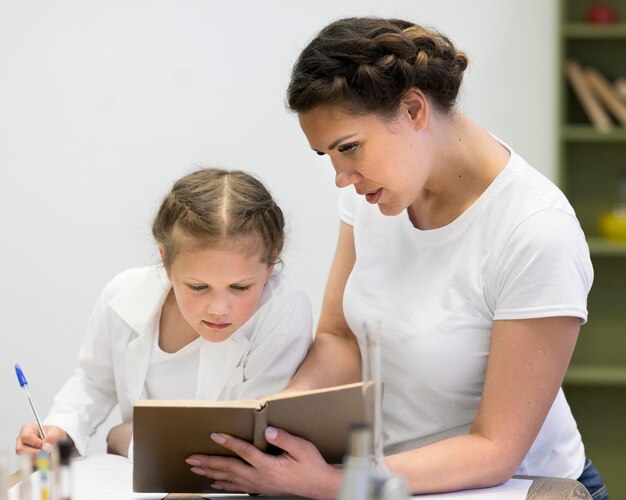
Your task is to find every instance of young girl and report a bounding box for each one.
[15,168,313,458]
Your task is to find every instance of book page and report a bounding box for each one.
[261,381,365,402]
[135,399,262,410]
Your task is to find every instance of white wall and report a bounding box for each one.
[0,0,557,464]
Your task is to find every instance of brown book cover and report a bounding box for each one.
[584,67,626,126]
[615,77,626,103]
[132,382,367,493]
[565,60,613,132]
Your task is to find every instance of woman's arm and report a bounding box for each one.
[190,316,580,497]
[387,315,580,493]
[288,221,361,391]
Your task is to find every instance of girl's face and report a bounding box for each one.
[165,238,273,343]
[297,98,432,217]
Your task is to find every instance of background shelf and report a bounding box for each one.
[563,23,626,38]
[588,237,626,256]
[561,126,626,141]
[559,1,626,496]
[565,366,626,386]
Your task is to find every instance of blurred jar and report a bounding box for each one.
[598,169,626,242]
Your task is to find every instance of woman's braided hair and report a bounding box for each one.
[152,168,285,267]
[287,17,468,116]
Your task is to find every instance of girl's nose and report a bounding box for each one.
[206,295,230,316]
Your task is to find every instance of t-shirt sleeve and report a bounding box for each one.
[489,208,594,324]
[338,187,360,226]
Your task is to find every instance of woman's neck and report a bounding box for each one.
[408,112,510,230]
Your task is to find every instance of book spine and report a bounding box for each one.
[253,405,269,452]
[615,77,626,104]
[565,60,613,132]
[585,67,626,126]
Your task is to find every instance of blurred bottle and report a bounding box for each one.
[337,423,375,500]
[598,169,626,242]
[56,440,73,500]
[337,423,410,500]
[37,451,50,500]
[18,454,31,500]
[0,451,8,500]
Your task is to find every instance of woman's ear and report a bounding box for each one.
[401,88,429,132]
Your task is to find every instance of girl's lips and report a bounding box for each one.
[203,321,231,330]
[365,188,382,204]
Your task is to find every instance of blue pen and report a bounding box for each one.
[15,364,47,439]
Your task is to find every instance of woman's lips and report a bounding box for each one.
[203,321,231,329]
[365,188,382,204]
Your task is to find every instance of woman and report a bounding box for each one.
[185,17,607,499]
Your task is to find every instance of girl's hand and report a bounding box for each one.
[186,426,342,499]
[16,424,68,457]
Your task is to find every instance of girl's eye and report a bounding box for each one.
[315,151,325,156]
[338,142,359,153]
[230,284,251,292]
[187,284,208,292]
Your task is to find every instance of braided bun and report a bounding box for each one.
[287,17,468,115]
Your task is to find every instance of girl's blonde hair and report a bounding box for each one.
[152,168,285,267]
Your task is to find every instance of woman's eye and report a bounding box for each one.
[230,284,251,292]
[187,284,208,292]
[338,142,359,153]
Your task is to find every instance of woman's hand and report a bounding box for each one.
[106,421,133,457]
[16,424,68,457]
[186,426,342,499]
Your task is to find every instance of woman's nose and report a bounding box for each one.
[334,164,363,188]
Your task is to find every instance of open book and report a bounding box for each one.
[132,381,367,493]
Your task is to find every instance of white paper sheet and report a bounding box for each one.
[8,454,164,500]
[7,454,531,500]
[412,477,532,499]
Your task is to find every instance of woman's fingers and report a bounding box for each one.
[263,426,319,461]
[186,427,341,498]
[186,453,262,493]
[209,432,274,468]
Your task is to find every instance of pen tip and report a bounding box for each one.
[15,364,27,387]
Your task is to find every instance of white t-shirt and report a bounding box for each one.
[145,330,202,400]
[339,146,593,479]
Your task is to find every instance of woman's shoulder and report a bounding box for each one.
[503,151,575,216]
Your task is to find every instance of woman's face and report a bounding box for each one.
[298,101,432,216]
